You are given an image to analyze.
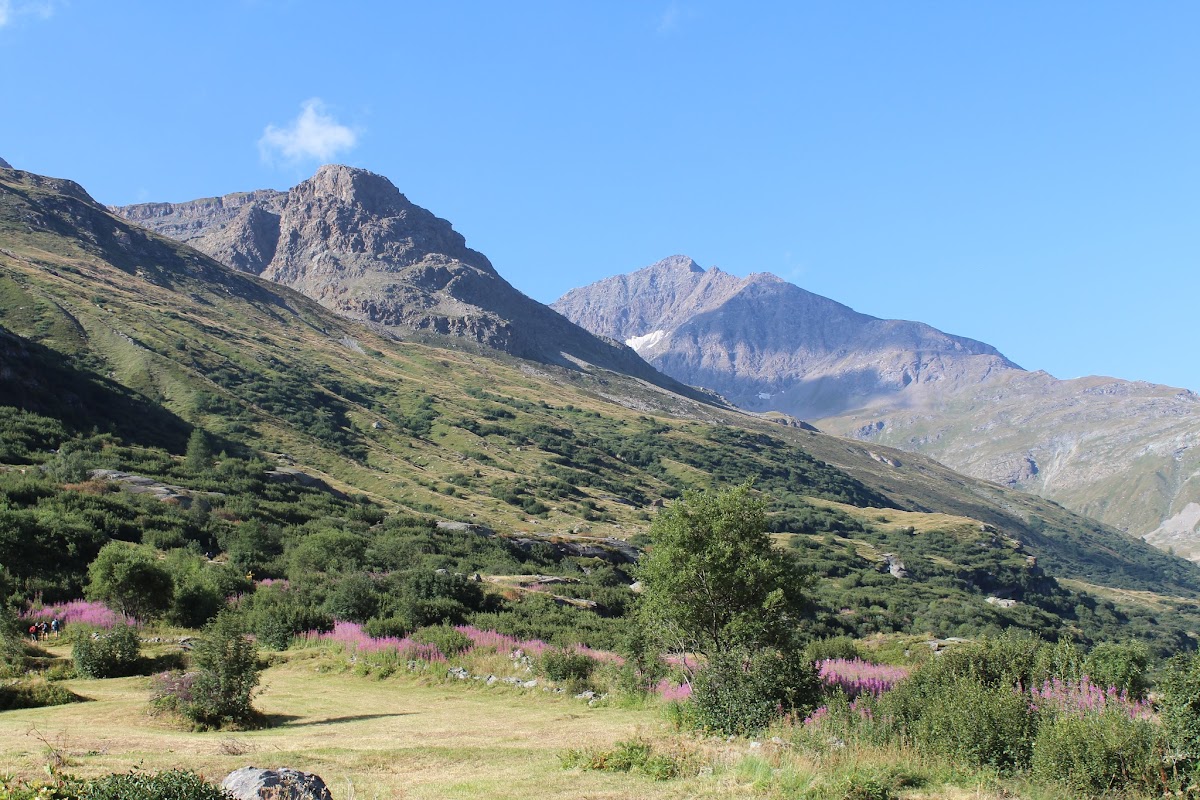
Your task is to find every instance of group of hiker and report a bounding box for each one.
[27,618,61,641]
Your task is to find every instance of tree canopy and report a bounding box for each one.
[635,484,807,658]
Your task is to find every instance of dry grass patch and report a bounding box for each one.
[0,653,727,799]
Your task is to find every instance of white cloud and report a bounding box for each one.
[0,1,58,27]
[258,98,359,164]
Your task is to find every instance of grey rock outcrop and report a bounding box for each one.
[0,156,11,169]
[553,255,1016,419]
[114,167,695,393]
[221,767,332,800]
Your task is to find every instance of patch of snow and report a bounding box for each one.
[757,392,773,400]
[625,329,667,354]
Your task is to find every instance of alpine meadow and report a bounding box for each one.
[3,5,1200,799]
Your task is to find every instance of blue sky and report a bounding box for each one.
[2,2,1198,390]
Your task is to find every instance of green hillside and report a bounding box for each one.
[2,165,1199,650]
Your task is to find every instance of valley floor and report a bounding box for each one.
[0,643,1051,800]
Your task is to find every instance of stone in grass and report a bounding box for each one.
[221,767,332,800]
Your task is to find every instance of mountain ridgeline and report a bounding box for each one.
[3,162,1200,650]
[113,166,693,396]
[554,256,1200,551]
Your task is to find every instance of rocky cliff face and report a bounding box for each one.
[0,157,12,169]
[113,167,684,389]
[556,256,1200,547]
[554,255,1018,419]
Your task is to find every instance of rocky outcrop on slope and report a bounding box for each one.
[554,255,1017,419]
[114,167,688,389]
[0,157,12,169]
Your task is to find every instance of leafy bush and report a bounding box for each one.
[72,624,140,678]
[49,769,234,799]
[364,615,409,640]
[690,648,821,736]
[152,611,261,729]
[1158,650,1200,763]
[242,585,332,650]
[899,675,1037,771]
[411,624,472,656]
[541,648,597,682]
[1082,640,1150,700]
[0,677,84,710]
[1031,709,1161,796]
[560,738,687,781]
[804,635,863,663]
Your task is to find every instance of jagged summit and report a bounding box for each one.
[553,254,1016,418]
[0,156,11,169]
[651,254,705,273]
[113,168,698,393]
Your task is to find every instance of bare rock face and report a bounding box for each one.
[113,167,683,388]
[221,767,332,800]
[554,255,1017,419]
[0,156,11,169]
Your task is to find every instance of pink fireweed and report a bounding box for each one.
[304,621,446,662]
[22,599,133,629]
[1028,675,1152,719]
[452,625,624,664]
[804,696,877,727]
[817,659,909,699]
[654,678,693,701]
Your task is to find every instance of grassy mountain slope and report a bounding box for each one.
[3,166,1200,648]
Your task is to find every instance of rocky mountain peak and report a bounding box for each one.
[113,167,692,393]
[0,156,12,169]
[650,254,705,273]
[297,164,415,216]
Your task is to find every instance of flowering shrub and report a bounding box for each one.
[23,599,132,629]
[304,621,447,663]
[817,659,909,699]
[1029,675,1152,720]
[654,678,692,702]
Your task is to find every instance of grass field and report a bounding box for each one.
[0,641,1050,800]
[0,643,726,800]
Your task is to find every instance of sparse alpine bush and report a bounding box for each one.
[1031,708,1162,796]
[152,611,262,729]
[541,648,597,683]
[72,624,140,678]
[690,648,821,736]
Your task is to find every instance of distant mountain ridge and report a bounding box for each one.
[553,255,1020,419]
[113,166,692,395]
[555,256,1200,550]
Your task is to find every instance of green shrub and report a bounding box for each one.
[411,624,472,656]
[541,649,597,682]
[902,675,1037,771]
[1158,650,1200,762]
[364,616,409,640]
[0,677,84,710]
[67,769,233,799]
[560,738,685,781]
[1031,710,1161,796]
[805,635,863,663]
[243,586,332,650]
[690,648,821,736]
[1082,641,1150,700]
[72,625,140,678]
[152,611,261,729]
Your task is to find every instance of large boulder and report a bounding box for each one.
[221,767,332,800]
